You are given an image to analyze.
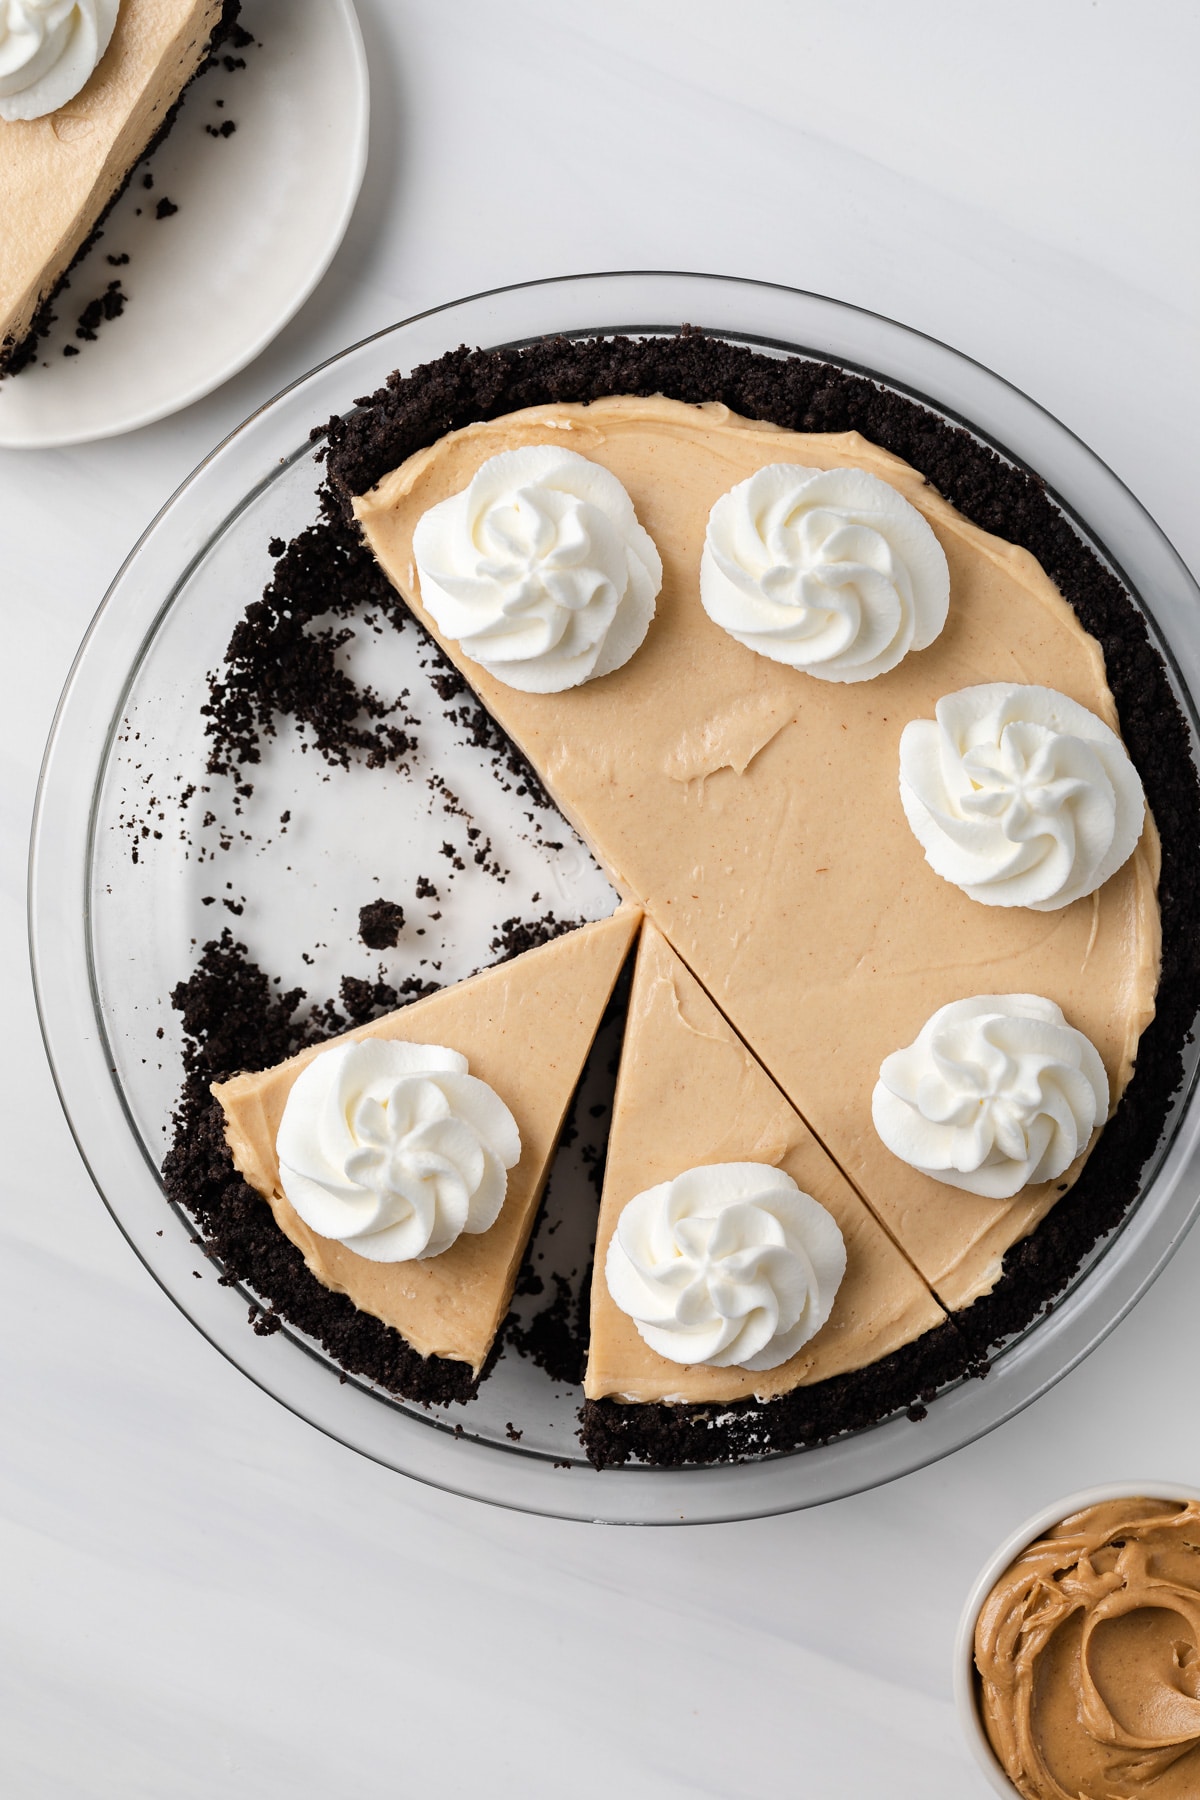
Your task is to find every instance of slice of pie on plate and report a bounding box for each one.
[213,905,641,1396]
[0,0,237,375]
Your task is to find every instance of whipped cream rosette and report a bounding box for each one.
[276,1038,521,1262]
[0,0,118,121]
[411,444,661,693]
[872,995,1109,1199]
[899,682,1146,910]
[605,1163,846,1370]
[699,462,949,681]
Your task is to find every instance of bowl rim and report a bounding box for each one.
[953,1479,1200,1796]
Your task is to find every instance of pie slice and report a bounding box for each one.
[0,0,233,375]
[352,397,1160,1318]
[584,920,950,1419]
[213,905,641,1382]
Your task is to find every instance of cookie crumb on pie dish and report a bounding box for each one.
[357,899,405,950]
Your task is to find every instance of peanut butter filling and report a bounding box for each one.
[0,0,222,355]
[213,908,640,1372]
[354,397,1161,1313]
[975,1499,1200,1800]
[585,921,946,1403]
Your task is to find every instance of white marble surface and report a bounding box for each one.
[4,3,1200,1793]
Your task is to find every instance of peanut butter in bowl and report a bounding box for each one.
[961,1488,1200,1799]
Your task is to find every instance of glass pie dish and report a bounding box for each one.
[29,272,1200,1524]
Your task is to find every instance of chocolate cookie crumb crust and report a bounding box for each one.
[162,329,1199,1463]
[579,1321,973,1469]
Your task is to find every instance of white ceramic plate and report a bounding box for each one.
[0,0,367,448]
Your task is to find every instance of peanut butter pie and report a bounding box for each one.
[165,331,1200,1466]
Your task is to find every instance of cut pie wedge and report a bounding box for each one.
[584,921,949,1408]
[213,905,641,1379]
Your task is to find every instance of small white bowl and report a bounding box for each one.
[953,1480,1200,1797]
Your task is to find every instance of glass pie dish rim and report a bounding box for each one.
[29,269,1200,1525]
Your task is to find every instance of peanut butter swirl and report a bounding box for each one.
[975,1498,1200,1799]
